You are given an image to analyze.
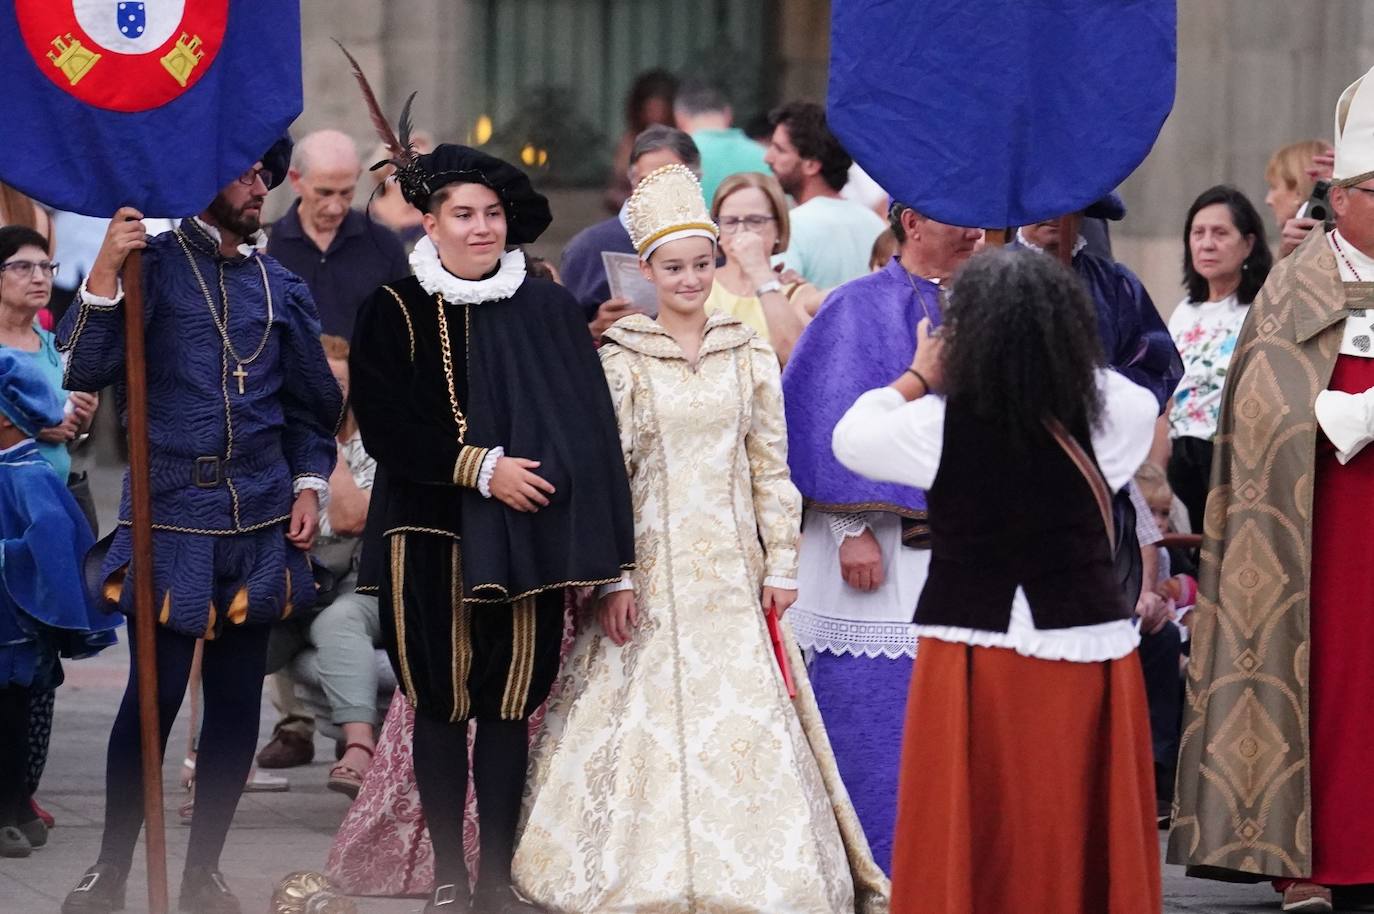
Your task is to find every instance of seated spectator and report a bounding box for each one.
[764,102,886,288]
[868,228,898,272]
[674,80,769,208]
[1166,186,1272,533]
[1264,139,1334,258]
[706,172,820,361]
[258,335,383,798]
[560,125,701,339]
[604,69,677,214]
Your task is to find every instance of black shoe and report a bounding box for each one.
[61,864,127,913]
[425,883,472,913]
[0,825,31,858]
[178,866,241,914]
[18,816,48,848]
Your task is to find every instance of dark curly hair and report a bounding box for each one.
[943,248,1103,451]
[768,102,851,192]
[1182,185,1272,305]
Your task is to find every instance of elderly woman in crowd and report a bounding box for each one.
[834,248,1161,914]
[706,171,823,362]
[1164,185,1272,532]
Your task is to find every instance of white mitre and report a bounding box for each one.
[1334,65,1374,187]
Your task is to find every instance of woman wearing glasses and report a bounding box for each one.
[0,227,99,484]
[707,172,823,363]
[0,225,103,855]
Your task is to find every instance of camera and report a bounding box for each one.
[1303,179,1334,226]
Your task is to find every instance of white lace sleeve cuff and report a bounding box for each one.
[293,475,330,512]
[595,574,634,598]
[476,446,505,497]
[827,512,871,546]
[1315,389,1374,465]
[78,276,123,309]
[763,576,798,590]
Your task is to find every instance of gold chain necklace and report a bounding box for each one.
[175,230,275,395]
[432,293,469,442]
[903,267,938,324]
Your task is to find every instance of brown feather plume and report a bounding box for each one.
[334,39,415,169]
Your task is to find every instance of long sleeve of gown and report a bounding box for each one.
[350,287,474,486]
[279,276,342,487]
[745,339,802,582]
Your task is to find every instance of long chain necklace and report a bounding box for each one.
[175,230,274,395]
[1331,231,1366,281]
[903,267,938,324]
[432,293,470,442]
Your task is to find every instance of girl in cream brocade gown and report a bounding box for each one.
[511,164,887,914]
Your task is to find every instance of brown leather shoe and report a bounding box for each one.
[254,728,314,769]
[1282,882,1333,913]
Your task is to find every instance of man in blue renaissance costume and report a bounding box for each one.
[781,202,981,874]
[0,349,119,859]
[55,138,344,914]
[1012,193,1183,410]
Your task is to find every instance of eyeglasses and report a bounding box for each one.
[1350,186,1374,197]
[236,167,274,188]
[719,215,776,233]
[0,260,60,279]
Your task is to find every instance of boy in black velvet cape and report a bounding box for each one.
[348,139,636,913]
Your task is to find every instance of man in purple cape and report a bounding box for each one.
[781,202,981,874]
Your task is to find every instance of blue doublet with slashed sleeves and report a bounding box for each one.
[56,218,342,638]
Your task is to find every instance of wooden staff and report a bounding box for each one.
[1056,214,1079,266]
[121,248,169,914]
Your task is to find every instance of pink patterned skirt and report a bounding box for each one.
[326,591,580,896]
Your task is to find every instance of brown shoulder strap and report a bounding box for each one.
[1044,418,1116,552]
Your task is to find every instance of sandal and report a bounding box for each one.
[326,742,374,800]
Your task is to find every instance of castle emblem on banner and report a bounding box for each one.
[16,0,229,111]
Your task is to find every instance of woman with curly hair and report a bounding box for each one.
[834,248,1162,914]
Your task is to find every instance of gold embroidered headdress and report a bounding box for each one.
[626,164,719,260]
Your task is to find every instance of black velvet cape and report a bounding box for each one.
[351,273,635,601]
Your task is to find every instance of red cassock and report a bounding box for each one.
[1309,353,1374,885]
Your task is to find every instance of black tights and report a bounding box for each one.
[0,685,32,827]
[97,624,269,872]
[411,714,528,893]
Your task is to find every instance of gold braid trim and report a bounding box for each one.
[433,294,469,442]
[117,514,291,535]
[389,534,419,708]
[449,541,472,722]
[381,286,416,362]
[464,575,627,604]
[500,596,537,719]
[384,525,460,539]
[454,445,489,488]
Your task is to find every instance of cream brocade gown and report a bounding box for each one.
[513,313,889,913]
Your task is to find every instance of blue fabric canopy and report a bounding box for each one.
[0,0,301,217]
[828,0,1176,228]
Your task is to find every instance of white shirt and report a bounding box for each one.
[1167,293,1248,441]
[831,369,1158,662]
[784,195,887,289]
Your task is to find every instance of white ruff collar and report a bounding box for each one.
[191,216,267,257]
[1016,226,1088,259]
[410,236,527,303]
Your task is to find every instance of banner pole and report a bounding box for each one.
[121,248,169,914]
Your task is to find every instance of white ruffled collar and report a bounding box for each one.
[409,235,527,303]
[1016,226,1088,260]
[189,216,267,258]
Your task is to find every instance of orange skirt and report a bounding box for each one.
[890,638,1161,914]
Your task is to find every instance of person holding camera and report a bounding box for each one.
[1164,185,1272,533]
[1264,140,1335,258]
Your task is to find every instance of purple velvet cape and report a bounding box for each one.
[782,257,941,522]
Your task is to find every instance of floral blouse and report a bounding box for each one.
[1168,293,1249,441]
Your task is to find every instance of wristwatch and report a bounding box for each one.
[756,279,783,297]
